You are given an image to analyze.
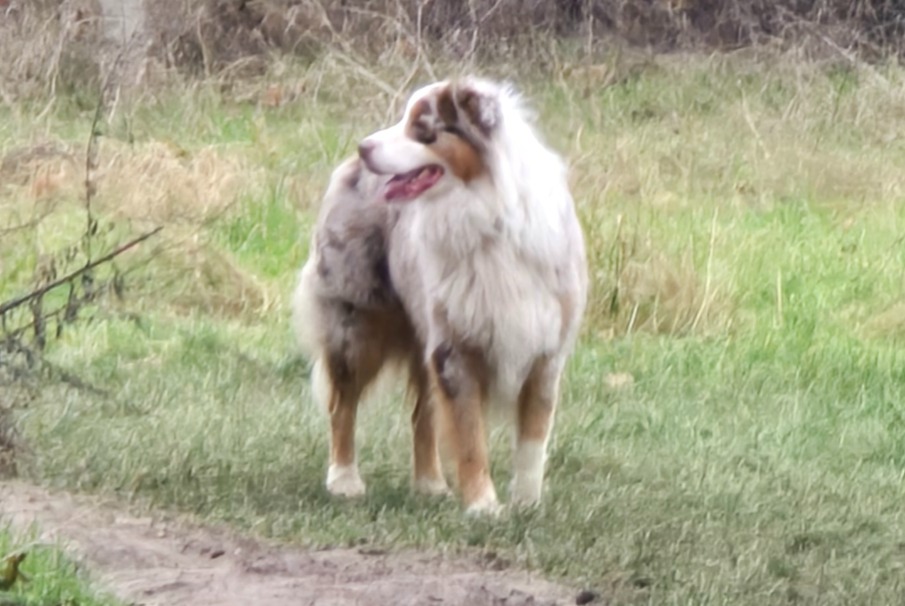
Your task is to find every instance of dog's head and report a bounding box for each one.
[358,78,504,203]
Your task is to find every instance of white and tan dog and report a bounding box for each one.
[293,77,587,514]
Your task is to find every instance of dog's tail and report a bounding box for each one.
[291,253,334,415]
[290,253,322,360]
[291,242,409,416]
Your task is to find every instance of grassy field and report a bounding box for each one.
[3,51,905,604]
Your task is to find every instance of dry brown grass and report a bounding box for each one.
[1,137,254,223]
[122,238,270,318]
[864,301,905,340]
[0,0,107,103]
[99,139,271,318]
[0,137,270,319]
[588,231,731,339]
[96,139,252,224]
[5,0,900,109]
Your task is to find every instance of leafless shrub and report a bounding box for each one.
[3,0,902,100]
[137,0,905,77]
[0,19,169,475]
[0,220,161,476]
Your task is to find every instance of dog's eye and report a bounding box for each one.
[412,122,436,144]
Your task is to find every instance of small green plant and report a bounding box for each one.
[0,530,119,606]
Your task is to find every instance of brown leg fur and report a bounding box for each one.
[408,357,448,494]
[431,342,498,513]
[328,387,360,471]
[321,347,383,497]
[320,305,406,497]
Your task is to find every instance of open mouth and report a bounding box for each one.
[383,165,444,202]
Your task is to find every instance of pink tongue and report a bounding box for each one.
[385,166,443,202]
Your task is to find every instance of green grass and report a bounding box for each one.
[0,528,119,606]
[4,52,905,604]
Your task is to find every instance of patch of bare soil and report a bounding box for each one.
[0,481,580,605]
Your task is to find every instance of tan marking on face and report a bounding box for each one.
[432,132,484,182]
[401,87,486,183]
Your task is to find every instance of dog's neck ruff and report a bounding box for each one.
[414,95,571,268]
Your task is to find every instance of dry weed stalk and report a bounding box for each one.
[0,19,164,457]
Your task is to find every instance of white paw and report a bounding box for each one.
[464,489,502,517]
[326,464,366,497]
[414,475,451,496]
[509,473,543,506]
[511,439,546,506]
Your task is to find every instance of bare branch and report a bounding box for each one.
[0,227,163,318]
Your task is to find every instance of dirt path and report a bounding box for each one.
[0,481,579,605]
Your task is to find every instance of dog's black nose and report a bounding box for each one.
[358,139,375,163]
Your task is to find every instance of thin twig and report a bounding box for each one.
[0,227,163,318]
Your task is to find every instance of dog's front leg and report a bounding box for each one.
[511,355,563,506]
[431,342,499,514]
[409,360,450,495]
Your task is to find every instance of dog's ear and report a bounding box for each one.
[453,82,501,137]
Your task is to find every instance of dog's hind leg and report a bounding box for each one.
[315,356,367,498]
[409,359,449,496]
[511,355,564,506]
[317,308,388,498]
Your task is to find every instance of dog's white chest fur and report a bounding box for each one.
[400,184,569,404]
